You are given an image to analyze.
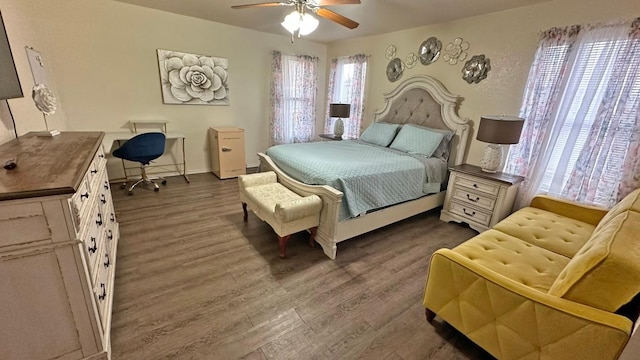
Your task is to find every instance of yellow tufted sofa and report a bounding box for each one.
[423,189,640,360]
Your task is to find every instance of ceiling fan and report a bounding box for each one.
[232,0,360,39]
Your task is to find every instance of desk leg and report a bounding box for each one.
[182,136,190,183]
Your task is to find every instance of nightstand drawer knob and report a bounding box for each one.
[463,208,476,217]
[466,194,480,202]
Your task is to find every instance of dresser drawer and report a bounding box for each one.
[449,201,492,227]
[451,187,496,211]
[454,174,500,196]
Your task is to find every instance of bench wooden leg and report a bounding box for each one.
[308,227,318,248]
[242,202,248,222]
[425,308,436,322]
[278,234,291,258]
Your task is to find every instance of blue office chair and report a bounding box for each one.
[112,132,167,195]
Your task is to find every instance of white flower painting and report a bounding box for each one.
[157,49,229,105]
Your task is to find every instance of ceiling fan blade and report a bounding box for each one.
[231,2,285,9]
[316,8,359,29]
[318,0,360,5]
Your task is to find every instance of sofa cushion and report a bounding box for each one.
[452,229,571,292]
[494,207,595,258]
[549,211,640,312]
[594,188,640,233]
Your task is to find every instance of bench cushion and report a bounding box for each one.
[494,207,594,258]
[244,182,300,215]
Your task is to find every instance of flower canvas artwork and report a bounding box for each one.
[157,49,229,105]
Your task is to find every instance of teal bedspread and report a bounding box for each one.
[266,140,446,221]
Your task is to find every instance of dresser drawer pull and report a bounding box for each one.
[463,208,476,217]
[98,283,106,300]
[472,183,478,188]
[221,147,232,152]
[100,194,106,204]
[91,168,98,175]
[110,213,115,222]
[104,181,110,190]
[98,154,105,159]
[466,194,480,202]
[96,213,103,226]
[80,192,89,200]
[104,254,110,268]
[107,229,113,240]
[88,237,97,253]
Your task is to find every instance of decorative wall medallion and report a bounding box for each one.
[157,49,229,105]
[405,53,418,68]
[385,45,397,60]
[443,37,469,65]
[419,37,442,65]
[462,54,491,84]
[386,58,404,82]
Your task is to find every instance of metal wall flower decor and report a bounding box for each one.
[386,58,404,82]
[462,54,491,84]
[157,49,229,105]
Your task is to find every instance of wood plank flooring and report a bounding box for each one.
[110,173,495,360]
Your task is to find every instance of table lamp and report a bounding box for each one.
[330,103,350,138]
[476,115,524,173]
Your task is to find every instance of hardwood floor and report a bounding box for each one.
[110,173,494,360]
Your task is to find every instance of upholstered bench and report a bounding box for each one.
[238,171,322,258]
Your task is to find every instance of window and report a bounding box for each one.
[324,54,368,138]
[506,21,640,208]
[270,51,319,145]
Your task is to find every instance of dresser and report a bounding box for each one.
[440,164,524,232]
[0,132,119,360]
[208,127,246,179]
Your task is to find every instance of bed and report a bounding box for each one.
[258,75,469,259]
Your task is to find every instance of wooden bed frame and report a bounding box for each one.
[258,75,469,259]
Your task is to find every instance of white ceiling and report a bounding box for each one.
[114,0,549,43]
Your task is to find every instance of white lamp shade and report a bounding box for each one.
[281,11,300,34]
[298,13,319,36]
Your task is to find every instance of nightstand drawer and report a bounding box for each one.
[451,187,496,211]
[454,175,500,196]
[449,201,492,227]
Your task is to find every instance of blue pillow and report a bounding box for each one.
[360,122,400,147]
[407,124,454,160]
[389,123,444,157]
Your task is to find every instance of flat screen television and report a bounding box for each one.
[0,11,22,100]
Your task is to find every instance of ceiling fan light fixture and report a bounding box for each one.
[280,10,319,36]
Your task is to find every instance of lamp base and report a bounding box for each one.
[480,144,502,173]
[333,118,344,137]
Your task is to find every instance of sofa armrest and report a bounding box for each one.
[424,249,631,359]
[238,171,277,190]
[275,195,322,223]
[530,195,608,226]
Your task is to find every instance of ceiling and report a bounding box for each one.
[114,0,549,44]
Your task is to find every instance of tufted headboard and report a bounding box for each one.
[372,75,469,166]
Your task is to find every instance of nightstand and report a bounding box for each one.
[319,133,344,141]
[440,164,524,232]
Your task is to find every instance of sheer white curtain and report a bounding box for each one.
[324,54,368,138]
[506,19,640,209]
[270,51,319,145]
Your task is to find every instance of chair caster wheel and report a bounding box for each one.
[120,184,126,190]
[127,191,133,196]
[154,187,160,192]
[162,180,167,185]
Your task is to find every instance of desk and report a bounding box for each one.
[102,131,190,183]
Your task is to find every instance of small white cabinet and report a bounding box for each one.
[0,132,119,360]
[440,164,524,232]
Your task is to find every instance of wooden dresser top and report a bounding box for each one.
[0,132,104,201]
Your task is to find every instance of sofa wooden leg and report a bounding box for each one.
[278,234,291,258]
[425,308,436,322]
[242,202,248,222]
[309,227,318,248]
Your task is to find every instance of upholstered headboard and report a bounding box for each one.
[372,75,469,165]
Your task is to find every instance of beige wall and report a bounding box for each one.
[326,0,640,166]
[0,0,327,176]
